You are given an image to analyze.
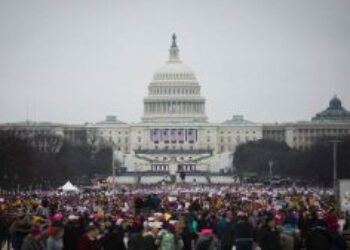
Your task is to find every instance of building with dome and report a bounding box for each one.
[1,34,350,184]
[312,95,350,121]
[264,95,350,151]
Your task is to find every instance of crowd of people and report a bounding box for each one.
[0,183,350,250]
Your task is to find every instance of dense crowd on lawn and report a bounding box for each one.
[0,184,350,250]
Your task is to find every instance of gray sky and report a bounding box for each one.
[1,0,350,124]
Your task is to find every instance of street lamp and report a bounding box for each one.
[268,160,274,182]
[111,148,116,191]
[330,139,341,210]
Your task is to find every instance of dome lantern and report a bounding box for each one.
[169,33,180,62]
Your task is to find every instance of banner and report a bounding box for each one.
[339,179,350,212]
[150,128,196,143]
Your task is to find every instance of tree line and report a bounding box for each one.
[1,130,349,190]
[0,131,113,190]
[233,138,350,185]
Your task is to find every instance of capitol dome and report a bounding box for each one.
[152,63,197,82]
[152,34,197,82]
[142,34,207,123]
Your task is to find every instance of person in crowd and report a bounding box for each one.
[0,211,11,250]
[10,215,32,250]
[235,212,254,250]
[219,211,236,250]
[101,224,126,250]
[305,211,332,250]
[177,216,192,250]
[258,217,282,250]
[342,213,350,250]
[142,224,157,250]
[127,220,144,250]
[46,225,64,250]
[77,224,99,250]
[158,223,176,250]
[21,226,44,250]
[195,228,219,250]
[325,208,346,250]
[63,215,82,250]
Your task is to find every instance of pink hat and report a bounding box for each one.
[201,228,213,235]
[52,213,63,221]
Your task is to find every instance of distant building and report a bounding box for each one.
[263,96,350,150]
[1,35,350,183]
[312,95,350,121]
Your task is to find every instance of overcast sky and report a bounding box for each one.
[0,0,349,124]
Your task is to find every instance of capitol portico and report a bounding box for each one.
[1,34,350,184]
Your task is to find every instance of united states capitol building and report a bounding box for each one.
[1,35,350,184]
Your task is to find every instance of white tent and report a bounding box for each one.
[59,181,79,192]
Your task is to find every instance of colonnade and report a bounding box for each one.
[144,101,205,114]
